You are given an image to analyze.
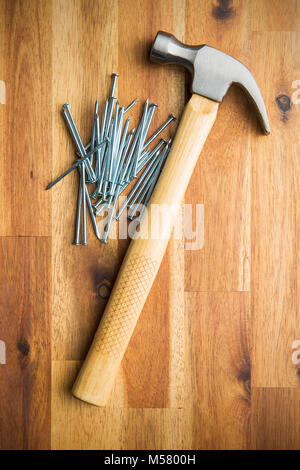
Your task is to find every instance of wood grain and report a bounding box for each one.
[51,0,119,362]
[185,291,252,450]
[0,0,299,450]
[0,237,51,450]
[116,0,186,409]
[0,0,52,236]
[251,31,300,388]
[52,0,187,416]
[72,94,218,406]
[250,0,300,32]
[52,360,187,450]
[251,388,300,450]
[185,0,252,292]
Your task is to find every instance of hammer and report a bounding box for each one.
[72,31,270,406]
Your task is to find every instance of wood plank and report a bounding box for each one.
[185,291,252,450]
[251,0,300,32]
[52,0,185,420]
[0,237,51,450]
[185,0,252,292]
[52,361,187,450]
[0,0,52,236]
[251,31,300,388]
[51,0,119,361]
[251,388,300,449]
[115,0,186,408]
[0,0,298,451]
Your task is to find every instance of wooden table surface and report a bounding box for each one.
[0,0,300,450]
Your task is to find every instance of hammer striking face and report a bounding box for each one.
[151,31,270,134]
[73,32,270,407]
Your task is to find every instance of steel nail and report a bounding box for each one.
[96,99,109,179]
[115,149,161,220]
[95,144,110,197]
[94,112,101,178]
[110,73,119,98]
[121,125,142,184]
[111,104,123,183]
[62,105,96,182]
[89,100,98,167]
[141,103,157,142]
[63,104,86,154]
[108,101,119,184]
[102,188,120,243]
[124,98,150,181]
[93,197,104,209]
[132,99,149,177]
[136,141,171,221]
[85,185,101,240]
[81,163,87,245]
[128,175,155,220]
[105,97,116,137]
[100,100,108,142]
[95,196,112,217]
[110,116,130,195]
[128,154,161,211]
[46,160,79,190]
[114,127,135,187]
[129,142,170,220]
[74,174,83,245]
[124,98,138,114]
[137,139,166,173]
[142,114,176,150]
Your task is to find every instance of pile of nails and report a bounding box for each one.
[46,73,175,244]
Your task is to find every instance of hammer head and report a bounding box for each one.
[150,31,270,135]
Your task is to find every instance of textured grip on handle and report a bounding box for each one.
[72,251,159,406]
[72,95,219,406]
[93,253,157,357]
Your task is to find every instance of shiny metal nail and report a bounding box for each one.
[115,149,161,220]
[62,105,96,182]
[136,141,171,222]
[95,144,110,198]
[121,124,143,184]
[132,99,149,177]
[95,195,112,217]
[124,98,138,114]
[85,185,100,239]
[93,197,104,209]
[114,127,135,187]
[81,163,87,245]
[100,100,108,142]
[102,123,114,198]
[110,73,119,98]
[137,139,165,173]
[108,101,119,184]
[111,105,124,181]
[128,154,161,211]
[94,111,101,178]
[128,173,156,220]
[95,99,109,180]
[64,140,107,190]
[142,114,176,150]
[142,103,157,142]
[105,97,116,137]
[89,100,98,167]
[74,175,82,245]
[102,188,120,243]
[63,104,85,155]
[110,116,130,195]
[123,97,150,182]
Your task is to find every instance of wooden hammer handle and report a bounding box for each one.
[72,94,219,406]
